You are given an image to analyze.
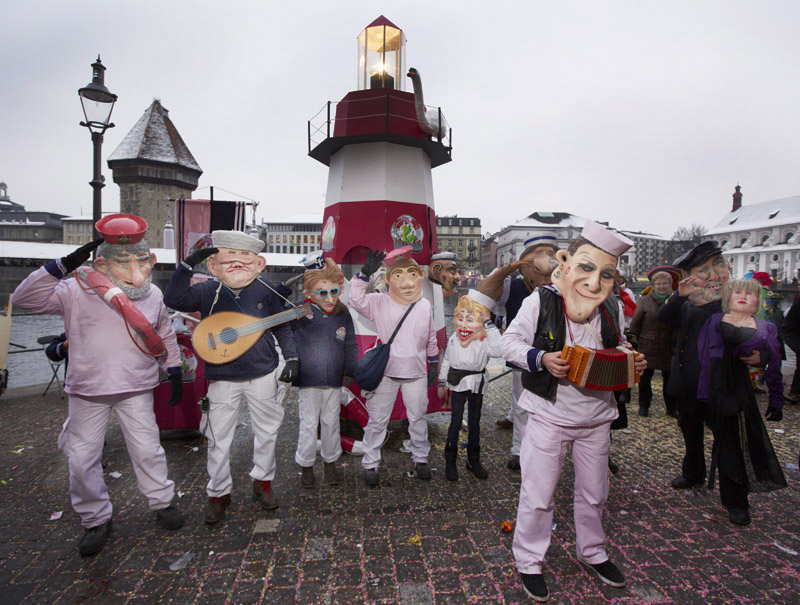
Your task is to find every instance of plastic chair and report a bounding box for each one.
[38,335,65,398]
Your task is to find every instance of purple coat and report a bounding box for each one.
[697,313,784,409]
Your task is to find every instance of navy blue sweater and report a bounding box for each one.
[164,265,298,381]
[292,302,357,388]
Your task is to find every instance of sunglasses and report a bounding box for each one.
[309,287,340,298]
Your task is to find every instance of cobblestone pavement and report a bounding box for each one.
[1,371,799,604]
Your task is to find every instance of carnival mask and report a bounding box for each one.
[727,287,759,316]
[687,254,730,306]
[429,259,461,293]
[519,245,559,290]
[385,264,425,304]
[208,247,266,289]
[305,278,342,314]
[93,246,155,301]
[551,244,617,322]
[454,308,486,347]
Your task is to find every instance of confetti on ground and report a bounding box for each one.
[501,521,514,533]
[169,551,195,571]
[620,510,629,515]
[50,511,63,521]
[702,513,721,523]
[10,449,24,454]
[786,463,799,470]
[177,491,185,498]
[109,471,122,479]
[774,429,785,434]
[192,447,199,452]
[406,533,422,545]
[621,428,635,434]
[773,542,799,556]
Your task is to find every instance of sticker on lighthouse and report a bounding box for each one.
[391,214,424,252]
[321,216,336,251]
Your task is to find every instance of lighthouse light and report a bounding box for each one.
[358,17,406,92]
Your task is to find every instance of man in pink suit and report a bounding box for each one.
[501,221,646,601]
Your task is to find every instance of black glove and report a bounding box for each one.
[361,249,386,278]
[343,375,354,387]
[167,373,183,407]
[279,359,299,383]
[427,361,439,388]
[61,238,104,274]
[765,405,783,422]
[184,247,218,268]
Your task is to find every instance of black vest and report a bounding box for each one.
[521,286,624,402]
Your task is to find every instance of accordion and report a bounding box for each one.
[560,345,640,391]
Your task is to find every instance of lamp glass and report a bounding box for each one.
[358,24,405,91]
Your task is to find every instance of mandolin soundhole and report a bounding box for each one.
[220,327,239,344]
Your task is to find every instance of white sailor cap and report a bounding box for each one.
[211,230,265,253]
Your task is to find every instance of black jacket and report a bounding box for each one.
[292,303,357,388]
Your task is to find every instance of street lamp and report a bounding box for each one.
[78,56,117,240]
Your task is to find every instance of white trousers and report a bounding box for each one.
[59,390,174,529]
[509,368,528,456]
[295,386,342,466]
[361,376,430,469]
[513,413,611,574]
[203,371,283,497]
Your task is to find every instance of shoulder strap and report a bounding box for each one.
[387,301,418,345]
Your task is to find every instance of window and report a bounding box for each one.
[772,254,779,262]
[68,223,74,232]
[269,235,274,243]
[77,223,84,232]
[761,235,770,245]
[268,245,274,253]
[786,233,794,243]
[769,210,781,219]
[304,235,309,243]
[68,236,74,244]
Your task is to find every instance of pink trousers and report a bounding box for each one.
[513,412,612,574]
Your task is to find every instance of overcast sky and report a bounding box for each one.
[3,1,799,239]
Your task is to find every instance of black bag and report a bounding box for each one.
[353,302,416,391]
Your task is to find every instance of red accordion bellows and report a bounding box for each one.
[560,345,640,391]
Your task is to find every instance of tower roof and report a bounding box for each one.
[108,99,202,173]
[366,15,400,29]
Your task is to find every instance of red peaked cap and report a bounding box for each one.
[95,214,148,245]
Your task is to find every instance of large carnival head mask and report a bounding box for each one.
[93,214,154,300]
[383,248,425,305]
[722,278,761,316]
[675,241,730,306]
[303,258,345,314]
[551,220,633,322]
[429,252,461,293]
[518,232,559,291]
[207,230,266,289]
[453,290,494,348]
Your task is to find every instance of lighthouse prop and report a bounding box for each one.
[308,16,453,437]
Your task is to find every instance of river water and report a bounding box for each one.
[6,314,65,389]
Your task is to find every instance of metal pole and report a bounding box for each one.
[90,131,105,240]
[327,102,331,139]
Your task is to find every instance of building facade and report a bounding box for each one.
[480,234,497,276]
[435,215,481,274]
[707,185,800,282]
[264,213,323,255]
[0,182,65,243]
[107,100,202,249]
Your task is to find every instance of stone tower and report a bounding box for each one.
[107,99,202,248]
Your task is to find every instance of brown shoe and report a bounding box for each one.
[204,494,231,524]
[495,418,513,430]
[301,466,316,489]
[324,462,342,485]
[252,480,279,510]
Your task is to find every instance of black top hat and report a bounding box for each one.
[673,241,722,271]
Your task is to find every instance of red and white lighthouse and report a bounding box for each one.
[308,15,452,418]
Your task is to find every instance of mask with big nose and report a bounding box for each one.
[208,248,266,289]
[550,244,618,322]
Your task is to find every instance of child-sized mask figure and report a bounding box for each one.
[384,261,425,305]
[725,280,761,317]
[208,248,266,289]
[551,243,618,322]
[305,279,341,314]
[453,296,490,347]
[93,242,156,300]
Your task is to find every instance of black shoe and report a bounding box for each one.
[728,508,751,526]
[671,475,703,489]
[507,455,521,471]
[204,494,231,524]
[496,418,513,430]
[415,462,432,480]
[666,409,680,419]
[155,503,184,530]
[638,407,649,417]
[301,466,316,489]
[608,458,619,474]
[580,559,625,587]
[364,468,380,487]
[78,520,112,556]
[519,572,549,602]
[466,446,488,479]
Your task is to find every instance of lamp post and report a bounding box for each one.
[78,56,117,240]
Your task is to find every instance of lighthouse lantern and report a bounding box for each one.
[357,16,405,91]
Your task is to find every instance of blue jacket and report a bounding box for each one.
[292,302,357,388]
[164,265,298,381]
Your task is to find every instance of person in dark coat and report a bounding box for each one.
[292,258,357,488]
[658,242,762,491]
[697,278,786,526]
[779,294,800,403]
[628,266,680,417]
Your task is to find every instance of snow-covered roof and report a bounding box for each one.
[510,212,587,229]
[267,213,324,225]
[621,230,666,240]
[707,194,800,235]
[108,100,202,173]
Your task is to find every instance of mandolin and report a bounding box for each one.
[192,303,311,364]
